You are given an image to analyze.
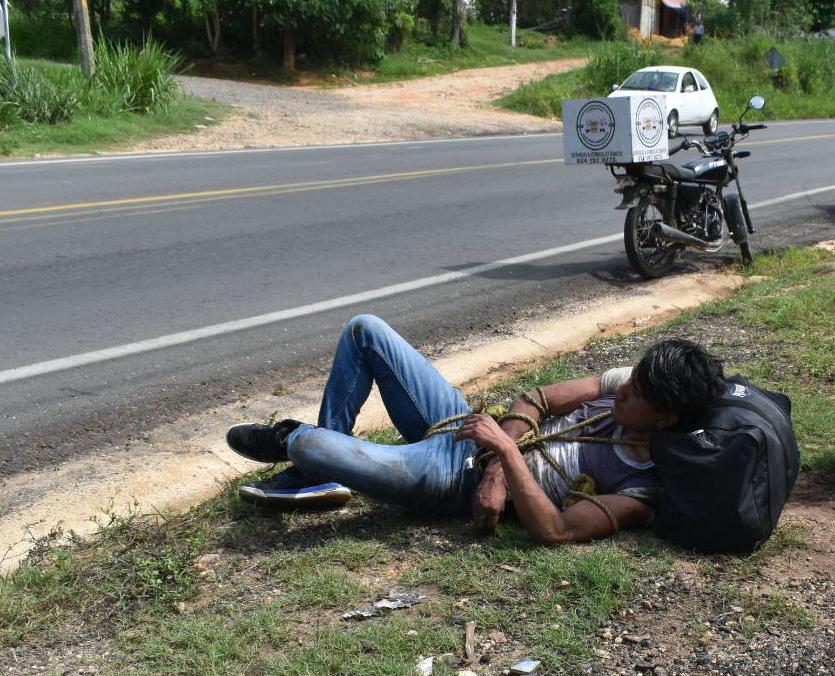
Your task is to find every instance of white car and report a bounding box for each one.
[609,65,720,137]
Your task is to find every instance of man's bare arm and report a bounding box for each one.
[498,376,602,440]
[458,414,652,543]
[473,376,604,533]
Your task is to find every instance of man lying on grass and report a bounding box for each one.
[226,314,725,544]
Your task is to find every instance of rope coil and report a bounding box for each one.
[424,406,647,534]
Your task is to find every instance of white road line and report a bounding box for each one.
[1,183,834,385]
[748,184,835,210]
[0,133,565,169]
[0,233,620,385]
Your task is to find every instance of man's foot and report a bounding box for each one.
[225,419,302,463]
[239,466,352,508]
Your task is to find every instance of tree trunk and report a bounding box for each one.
[450,0,466,47]
[204,5,221,55]
[283,28,296,70]
[251,3,260,55]
[72,0,96,76]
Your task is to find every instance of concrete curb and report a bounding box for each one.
[0,269,746,574]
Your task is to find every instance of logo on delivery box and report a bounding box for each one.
[576,101,616,151]
[634,98,664,148]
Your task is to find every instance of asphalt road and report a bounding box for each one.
[2,120,834,476]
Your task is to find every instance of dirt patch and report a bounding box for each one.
[132,59,583,153]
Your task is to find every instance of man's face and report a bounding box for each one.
[612,377,678,433]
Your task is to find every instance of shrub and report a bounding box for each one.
[7,7,77,61]
[93,37,182,114]
[0,58,78,124]
[571,0,626,40]
[585,40,663,92]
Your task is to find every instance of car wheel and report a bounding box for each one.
[667,110,679,138]
[702,109,719,135]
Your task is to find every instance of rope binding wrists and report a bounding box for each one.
[423,406,640,533]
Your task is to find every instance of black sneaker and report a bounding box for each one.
[225,419,302,463]
[239,466,351,508]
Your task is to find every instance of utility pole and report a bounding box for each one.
[72,0,95,76]
[510,0,518,47]
[1,0,11,61]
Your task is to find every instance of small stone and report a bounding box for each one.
[560,579,570,587]
[488,630,507,644]
[641,600,654,610]
[614,636,623,644]
[175,602,187,614]
[730,605,743,613]
[458,671,478,676]
[623,634,649,645]
[594,649,611,659]
[406,629,419,636]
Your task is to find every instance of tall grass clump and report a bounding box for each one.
[94,38,182,114]
[678,35,835,119]
[499,40,662,118]
[0,57,78,125]
[584,40,664,92]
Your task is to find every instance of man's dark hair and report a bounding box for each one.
[634,338,725,429]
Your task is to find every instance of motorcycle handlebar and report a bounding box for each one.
[745,123,767,130]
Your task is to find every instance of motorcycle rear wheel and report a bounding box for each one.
[624,198,678,279]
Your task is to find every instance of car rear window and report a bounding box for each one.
[620,71,678,93]
[695,72,710,90]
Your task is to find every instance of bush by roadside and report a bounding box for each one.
[1,245,832,673]
[0,39,225,156]
[498,35,835,122]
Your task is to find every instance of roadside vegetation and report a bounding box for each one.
[0,41,224,156]
[2,245,832,673]
[498,35,835,121]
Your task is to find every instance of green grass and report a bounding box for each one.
[1,246,831,672]
[356,23,595,84]
[187,23,596,87]
[0,57,227,157]
[498,35,835,121]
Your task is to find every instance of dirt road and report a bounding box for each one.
[134,59,584,152]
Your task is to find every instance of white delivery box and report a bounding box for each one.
[562,96,668,165]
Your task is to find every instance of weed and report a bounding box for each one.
[94,37,182,114]
[0,57,78,124]
[499,35,835,121]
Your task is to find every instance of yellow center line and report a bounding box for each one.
[0,158,564,219]
[742,132,835,146]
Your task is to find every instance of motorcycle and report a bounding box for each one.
[609,95,767,278]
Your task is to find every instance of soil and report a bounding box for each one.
[563,305,835,676]
[132,59,584,152]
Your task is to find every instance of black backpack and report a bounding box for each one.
[650,376,800,553]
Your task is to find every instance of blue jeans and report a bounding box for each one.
[286,314,479,516]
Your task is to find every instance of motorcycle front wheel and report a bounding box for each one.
[624,198,678,279]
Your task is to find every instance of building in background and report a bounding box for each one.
[620,0,690,38]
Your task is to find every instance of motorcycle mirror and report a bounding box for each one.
[611,83,620,91]
[748,95,765,110]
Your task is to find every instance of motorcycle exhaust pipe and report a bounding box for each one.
[650,223,710,250]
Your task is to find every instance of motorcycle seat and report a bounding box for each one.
[641,163,697,181]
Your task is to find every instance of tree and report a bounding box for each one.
[72,0,96,75]
[450,0,465,46]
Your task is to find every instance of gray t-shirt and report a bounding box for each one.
[524,367,657,508]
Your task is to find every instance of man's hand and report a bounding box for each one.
[455,413,516,455]
[472,459,506,533]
